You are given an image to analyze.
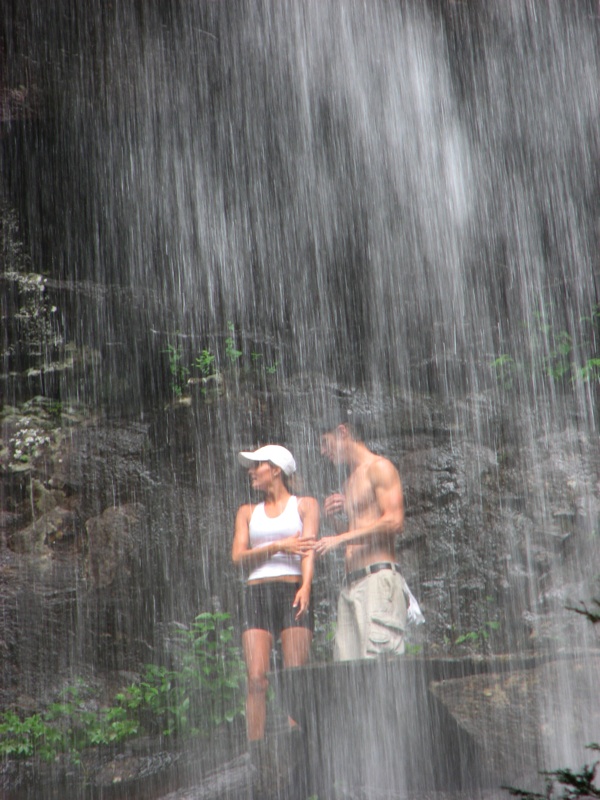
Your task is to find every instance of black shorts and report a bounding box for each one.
[242,581,314,638]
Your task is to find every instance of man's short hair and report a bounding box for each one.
[317,407,374,442]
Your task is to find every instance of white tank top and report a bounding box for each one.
[247,496,303,582]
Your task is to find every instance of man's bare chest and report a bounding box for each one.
[344,471,376,520]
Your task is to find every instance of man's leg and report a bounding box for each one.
[361,570,408,658]
[334,584,361,661]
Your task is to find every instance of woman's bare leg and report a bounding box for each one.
[242,628,273,742]
[280,627,313,729]
[281,627,313,668]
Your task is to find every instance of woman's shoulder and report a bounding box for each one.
[296,495,319,514]
[236,502,259,520]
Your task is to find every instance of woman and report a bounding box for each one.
[232,444,319,744]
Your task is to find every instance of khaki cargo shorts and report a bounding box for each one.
[334,568,408,662]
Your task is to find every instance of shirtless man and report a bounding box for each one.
[314,417,409,661]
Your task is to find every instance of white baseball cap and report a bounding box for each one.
[238,445,297,476]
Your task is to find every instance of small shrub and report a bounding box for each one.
[491,304,600,391]
[194,348,217,378]
[0,612,245,764]
[164,343,189,397]
[224,322,242,365]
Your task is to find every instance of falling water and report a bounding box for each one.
[1,0,599,798]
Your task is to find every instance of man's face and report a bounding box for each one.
[320,430,343,464]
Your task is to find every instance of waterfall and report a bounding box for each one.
[1,1,599,797]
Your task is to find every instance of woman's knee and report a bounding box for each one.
[247,673,269,696]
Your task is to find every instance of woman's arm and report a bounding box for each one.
[293,497,320,618]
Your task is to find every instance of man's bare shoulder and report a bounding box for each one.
[366,455,402,487]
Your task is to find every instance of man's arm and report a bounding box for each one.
[315,459,403,554]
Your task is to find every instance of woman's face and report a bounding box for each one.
[248,460,277,491]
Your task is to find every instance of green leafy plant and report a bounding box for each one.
[164,343,189,397]
[225,322,243,365]
[46,401,63,422]
[491,354,518,391]
[194,348,217,378]
[503,745,600,799]
[130,612,245,737]
[577,358,600,383]
[0,711,64,761]
[251,351,279,376]
[492,305,600,391]
[0,612,245,764]
[454,620,500,647]
[164,325,281,402]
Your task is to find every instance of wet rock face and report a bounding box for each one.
[1,387,598,691]
[397,419,600,657]
[1,199,63,381]
[429,655,600,777]
[85,503,145,589]
[0,398,156,702]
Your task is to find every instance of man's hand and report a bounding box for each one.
[314,535,343,556]
[292,584,311,619]
[323,492,346,517]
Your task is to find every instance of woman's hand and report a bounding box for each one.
[292,584,311,619]
[279,531,314,557]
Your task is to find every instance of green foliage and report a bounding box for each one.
[445,602,502,652]
[454,620,500,647]
[491,304,600,390]
[0,711,64,761]
[194,348,216,378]
[164,323,279,401]
[150,611,246,735]
[164,343,189,397]
[0,612,245,765]
[46,401,63,422]
[251,351,279,375]
[225,322,243,365]
[577,358,600,383]
[491,354,517,391]
[504,744,600,799]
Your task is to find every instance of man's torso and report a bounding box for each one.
[343,456,397,572]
